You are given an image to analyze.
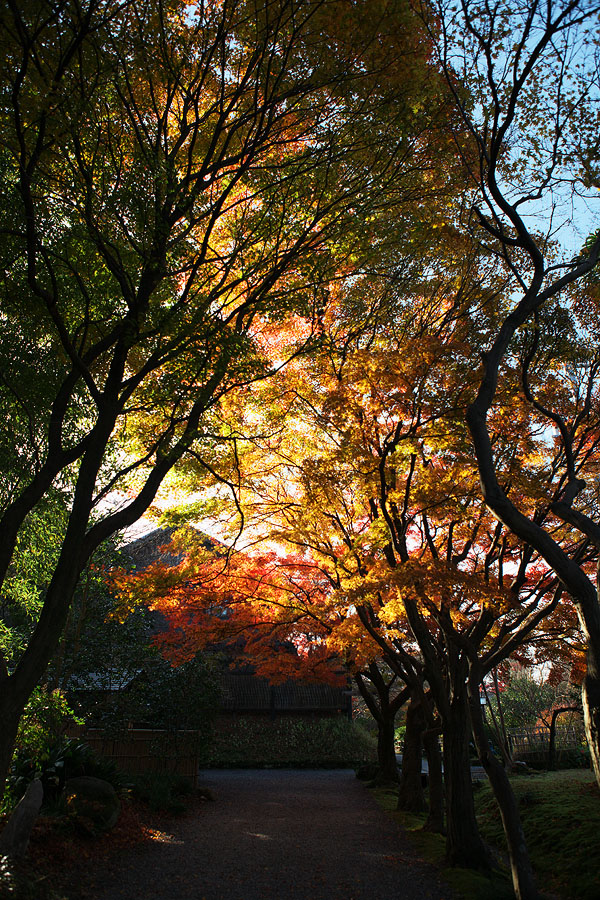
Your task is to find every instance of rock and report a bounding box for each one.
[62,776,120,832]
[0,778,43,858]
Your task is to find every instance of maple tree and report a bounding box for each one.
[110,531,414,785]
[159,268,581,898]
[421,0,600,809]
[112,248,493,852]
[0,0,459,800]
[3,4,599,897]
[110,220,597,900]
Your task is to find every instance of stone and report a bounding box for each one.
[355,763,379,781]
[62,776,121,832]
[0,778,43,858]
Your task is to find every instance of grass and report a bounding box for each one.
[370,786,514,900]
[475,770,600,900]
[369,769,600,900]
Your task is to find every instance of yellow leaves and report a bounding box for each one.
[339,556,511,634]
[326,613,381,669]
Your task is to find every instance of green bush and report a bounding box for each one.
[2,687,83,813]
[130,773,194,813]
[6,735,126,815]
[200,715,376,768]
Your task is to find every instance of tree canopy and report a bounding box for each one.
[2,3,600,899]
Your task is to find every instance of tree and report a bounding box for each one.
[116,248,502,863]
[485,667,569,732]
[211,281,562,892]
[422,0,600,800]
[354,664,408,785]
[0,0,447,799]
[114,229,583,895]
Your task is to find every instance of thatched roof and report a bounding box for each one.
[122,526,215,571]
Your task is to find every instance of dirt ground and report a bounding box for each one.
[72,769,455,900]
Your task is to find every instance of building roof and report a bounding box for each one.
[219,671,350,712]
[123,526,216,570]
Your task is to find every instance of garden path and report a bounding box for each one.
[78,769,454,900]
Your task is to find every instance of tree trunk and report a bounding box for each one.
[0,691,25,807]
[0,511,91,800]
[377,712,400,783]
[397,696,426,813]
[353,668,408,785]
[582,646,600,785]
[422,727,444,834]
[548,706,580,770]
[443,685,492,870]
[469,676,541,900]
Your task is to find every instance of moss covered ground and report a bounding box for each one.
[370,769,600,900]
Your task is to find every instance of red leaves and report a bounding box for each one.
[110,535,344,683]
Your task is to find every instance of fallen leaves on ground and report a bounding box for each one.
[2,796,199,900]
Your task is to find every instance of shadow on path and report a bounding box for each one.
[82,769,454,900]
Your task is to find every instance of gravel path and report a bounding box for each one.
[82,769,455,900]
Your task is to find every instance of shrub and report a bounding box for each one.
[516,747,591,770]
[201,715,377,768]
[2,687,82,813]
[7,736,126,815]
[129,773,193,813]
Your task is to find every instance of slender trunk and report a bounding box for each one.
[483,680,513,766]
[0,687,27,805]
[548,706,579,770]
[469,676,540,900]
[492,669,513,765]
[397,696,426,813]
[377,712,400,783]
[422,727,444,834]
[443,683,492,870]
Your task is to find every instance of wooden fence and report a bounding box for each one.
[507,725,586,758]
[67,725,201,785]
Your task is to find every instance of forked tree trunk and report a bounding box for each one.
[468,676,540,900]
[353,670,407,785]
[397,696,426,813]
